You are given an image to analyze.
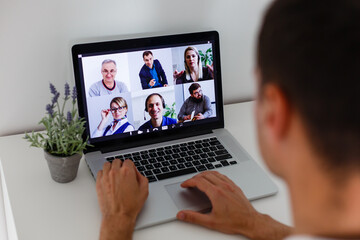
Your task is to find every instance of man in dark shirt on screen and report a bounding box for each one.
[139,51,168,89]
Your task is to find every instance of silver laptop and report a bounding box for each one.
[72,31,277,229]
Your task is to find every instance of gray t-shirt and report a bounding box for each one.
[178,95,212,120]
[89,80,129,97]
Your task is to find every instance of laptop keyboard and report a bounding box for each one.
[105,137,237,182]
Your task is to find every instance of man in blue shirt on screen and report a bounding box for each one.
[138,93,176,131]
[139,51,169,89]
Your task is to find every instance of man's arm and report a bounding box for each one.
[96,159,149,240]
[178,100,190,121]
[139,67,150,89]
[201,95,213,118]
[155,60,168,85]
[89,82,100,97]
[177,171,293,240]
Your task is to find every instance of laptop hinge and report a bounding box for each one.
[100,129,213,154]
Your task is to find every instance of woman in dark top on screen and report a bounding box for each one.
[174,46,214,84]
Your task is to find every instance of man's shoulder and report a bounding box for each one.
[90,80,102,88]
[164,116,177,124]
[139,120,151,130]
[203,95,210,101]
[139,64,148,72]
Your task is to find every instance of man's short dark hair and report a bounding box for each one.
[189,83,201,95]
[143,51,153,59]
[257,0,360,170]
[144,93,165,112]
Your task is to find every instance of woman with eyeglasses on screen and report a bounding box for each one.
[92,97,134,137]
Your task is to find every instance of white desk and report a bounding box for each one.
[0,101,293,240]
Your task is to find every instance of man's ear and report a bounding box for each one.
[261,83,291,140]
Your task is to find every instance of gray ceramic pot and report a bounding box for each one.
[44,151,82,183]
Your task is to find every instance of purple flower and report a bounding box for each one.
[67,111,72,123]
[72,86,77,103]
[49,83,57,95]
[64,83,70,99]
[46,104,54,116]
[51,92,60,105]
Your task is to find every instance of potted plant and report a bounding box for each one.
[25,83,91,183]
[199,48,213,67]
[164,102,176,119]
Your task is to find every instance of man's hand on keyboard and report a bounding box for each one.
[96,159,149,240]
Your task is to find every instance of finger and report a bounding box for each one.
[102,161,111,175]
[95,170,104,197]
[96,170,103,188]
[122,159,137,178]
[111,158,122,170]
[177,210,212,227]
[181,175,216,199]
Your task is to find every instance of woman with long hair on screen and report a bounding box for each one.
[93,97,134,137]
[174,46,214,84]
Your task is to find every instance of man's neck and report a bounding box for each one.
[103,79,115,89]
[288,156,360,237]
[151,117,163,128]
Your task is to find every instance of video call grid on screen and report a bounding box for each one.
[77,41,219,141]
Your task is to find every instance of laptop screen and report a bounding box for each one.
[72,31,223,147]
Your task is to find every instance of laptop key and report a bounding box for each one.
[153,169,161,175]
[137,166,145,172]
[187,145,195,150]
[214,164,222,168]
[149,152,157,158]
[229,160,238,165]
[149,158,157,164]
[185,162,193,167]
[193,160,201,166]
[140,160,149,165]
[147,175,157,182]
[161,167,170,173]
[170,160,178,165]
[177,163,185,169]
[163,161,171,166]
[169,165,177,171]
[200,159,209,164]
[157,156,165,162]
[145,170,153,176]
[215,149,229,156]
[156,167,197,180]
[145,164,154,170]
[221,160,230,166]
[206,164,215,169]
[154,163,161,168]
[196,165,207,172]
[209,140,221,145]
[215,154,232,161]
[195,149,203,154]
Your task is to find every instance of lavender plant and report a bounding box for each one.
[25,83,90,157]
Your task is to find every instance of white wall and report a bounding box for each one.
[0,0,272,136]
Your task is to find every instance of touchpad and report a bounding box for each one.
[165,182,212,212]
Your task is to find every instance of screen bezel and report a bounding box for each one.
[72,31,224,153]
